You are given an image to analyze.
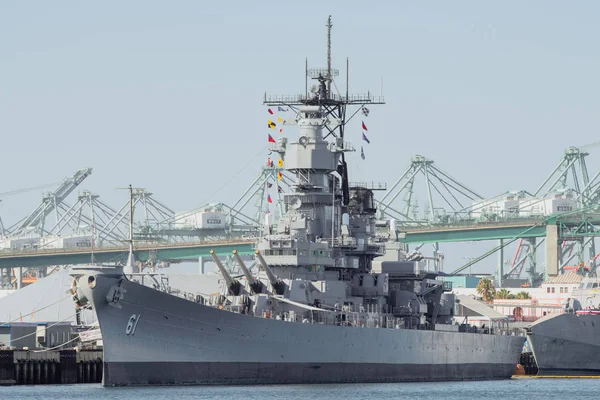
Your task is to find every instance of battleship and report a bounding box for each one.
[70,17,525,386]
[527,277,600,375]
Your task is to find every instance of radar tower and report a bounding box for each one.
[263,16,385,208]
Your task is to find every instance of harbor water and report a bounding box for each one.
[4,379,600,400]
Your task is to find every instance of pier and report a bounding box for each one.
[0,349,102,385]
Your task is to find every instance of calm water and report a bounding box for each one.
[3,379,600,400]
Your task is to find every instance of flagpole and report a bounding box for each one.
[305,58,308,99]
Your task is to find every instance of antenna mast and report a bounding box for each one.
[124,184,135,274]
[327,15,332,99]
[129,184,133,251]
[91,214,96,264]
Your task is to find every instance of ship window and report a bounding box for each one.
[594,283,599,288]
[560,287,564,293]
[547,287,550,293]
[551,287,555,293]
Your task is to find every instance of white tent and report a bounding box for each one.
[0,268,94,324]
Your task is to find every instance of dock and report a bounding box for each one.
[0,349,102,385]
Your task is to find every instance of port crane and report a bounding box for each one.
[7,168,92,237]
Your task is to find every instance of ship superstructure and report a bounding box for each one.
[70,17,524,386]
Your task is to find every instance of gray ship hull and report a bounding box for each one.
[528,313,600,375]
[81,274,524,386]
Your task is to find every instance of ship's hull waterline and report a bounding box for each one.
[81,274,524,386]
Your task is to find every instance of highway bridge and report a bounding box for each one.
[399,219,546,244]
[2,215,599,269]
[0,239,256,269]
[399,216,600,244]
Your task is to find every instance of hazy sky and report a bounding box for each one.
[2,1,599,274]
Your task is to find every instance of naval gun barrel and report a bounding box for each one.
[209,250,241,296]
[232,250,263,294]
[254,250,285,295]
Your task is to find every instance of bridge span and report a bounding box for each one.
[399,216,600,244]
[0,239,256,269]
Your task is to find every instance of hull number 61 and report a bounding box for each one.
[126,314,141,335]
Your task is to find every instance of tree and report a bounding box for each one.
[515,291,531,300]
[476,278,496,302]
[496,288,511,299]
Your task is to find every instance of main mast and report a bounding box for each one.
[326,16,333,99]
[261,16,385,275]
[263,16,384,209]
[124,184,135,275]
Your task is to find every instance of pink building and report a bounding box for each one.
[452,273,584,322]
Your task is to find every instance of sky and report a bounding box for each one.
[1,1,600,276]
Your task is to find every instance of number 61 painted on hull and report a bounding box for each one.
[126,314,141,335]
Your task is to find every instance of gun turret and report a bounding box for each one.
[254,250,286,295]
[209,250,241,296]
[232,250,264,294]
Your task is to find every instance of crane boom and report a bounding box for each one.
[0,182,61,198]
[11,168,92,235]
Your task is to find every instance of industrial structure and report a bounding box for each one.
[375,147,600,287]
[0,145,599,289]
[0,163,291,288]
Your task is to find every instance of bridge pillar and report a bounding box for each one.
[588,238,598,274]
[545,224,559,277]
[527,238,537,283]
[199,257,206,274]
[16,267,23,289]
[498,239,504,287]
[0,267,7,288]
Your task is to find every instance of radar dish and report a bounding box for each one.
[307,68,339,78]
[289,197,302,210]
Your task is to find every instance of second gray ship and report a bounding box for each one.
[70,17,525,386]
[527,276,600,375]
